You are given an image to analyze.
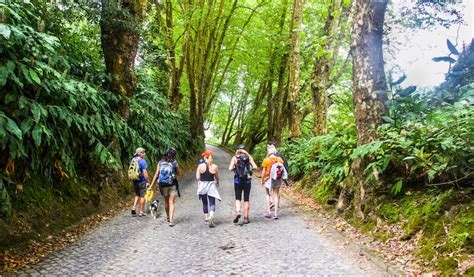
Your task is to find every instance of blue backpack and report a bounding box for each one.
[158,160,174,185]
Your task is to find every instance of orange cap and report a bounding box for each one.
[202,150,213,158]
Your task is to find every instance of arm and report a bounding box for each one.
[260,167,266,186]
[196,164,202,180]
[143,169,150,187]
[150,164,159,188]
[214,165,220,186]
[228,156,236,171]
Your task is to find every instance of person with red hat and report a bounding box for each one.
[196,150,221,228]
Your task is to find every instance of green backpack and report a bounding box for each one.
[128,157,141,181]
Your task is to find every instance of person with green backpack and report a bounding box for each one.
[128,147,150,217]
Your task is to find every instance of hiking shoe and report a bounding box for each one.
[264,212,271,218]
[233,214,241,224]
[208,218,215,228]
[131,209,137,217]
[244,217,250,224]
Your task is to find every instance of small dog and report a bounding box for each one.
[150,199,160,219]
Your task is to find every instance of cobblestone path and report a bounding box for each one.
[20,145,385,275]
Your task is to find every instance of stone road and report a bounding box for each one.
[18,145,386,275]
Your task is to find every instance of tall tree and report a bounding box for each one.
[266,0,289,145]
[155,0,186,110]
[100,0,147,119]
[337,0,388,216]
[287,0,305,138]
[310,0,351,136]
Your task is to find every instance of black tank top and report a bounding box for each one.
[200,163,215,181]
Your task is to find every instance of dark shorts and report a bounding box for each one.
[234,178,251,202]
[133,182,147,197]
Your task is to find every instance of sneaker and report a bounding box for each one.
[264,212,271,219]
[131,209,137,217]
[273,213,279,220]
[169,221,175,227]
[139,212,146,217]
[233,214,241,224]
[204,219,208,225]
[208,217,215,228]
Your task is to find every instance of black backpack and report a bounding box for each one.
[235,155,250,179]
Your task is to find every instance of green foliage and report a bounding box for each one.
[284,122,356,185]
[0,2,195,218]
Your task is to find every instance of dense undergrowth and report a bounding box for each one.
[282,46,473,273]
[0,2,199,252]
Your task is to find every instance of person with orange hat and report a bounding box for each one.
[196,150,221,228]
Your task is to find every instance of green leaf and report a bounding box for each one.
[32,125,42,147]
[6,118,22,140]
[399,86,417,97]
[29,69,41,84]
[20,118,34,133]
[31,104,41,122]
[390,75,406,86]
[0,66,7,87]
[447,39,459,55]
[5,93,17,105]
[432,56,456,63]
[0,23,11,39]
[381,116,394,123]
[391,179,403,196]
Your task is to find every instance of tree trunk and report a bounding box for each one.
[155,0,186,110]
[287,0,304,138]
[310,0,349,136]
[100,0,147,120]
[267,0,289,143]
[337,0,388,216]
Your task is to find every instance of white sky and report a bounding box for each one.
[388,1,473,88]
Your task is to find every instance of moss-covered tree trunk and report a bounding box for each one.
[337,0,388,216]
[100,0,147,120]
[287,0,304,139]
[311,0,351,136]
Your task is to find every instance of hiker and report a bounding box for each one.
[261,147,285,219]
[130,147,149,217]
[228,144,258,224]
[150,148,179,227]
[267,141,289,174]
[196,150,221,228]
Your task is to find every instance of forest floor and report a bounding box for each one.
[283,185,474,276]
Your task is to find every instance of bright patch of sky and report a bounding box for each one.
[387,0,473,88]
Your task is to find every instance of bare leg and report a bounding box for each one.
[169,195,176,222]
[139,197,145,214]
[273,187,280,217]
[265,188,272,213]
[132,196,139,210]
[244,201,250,218]
[235,200,241,215]
[164,195,170,220]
